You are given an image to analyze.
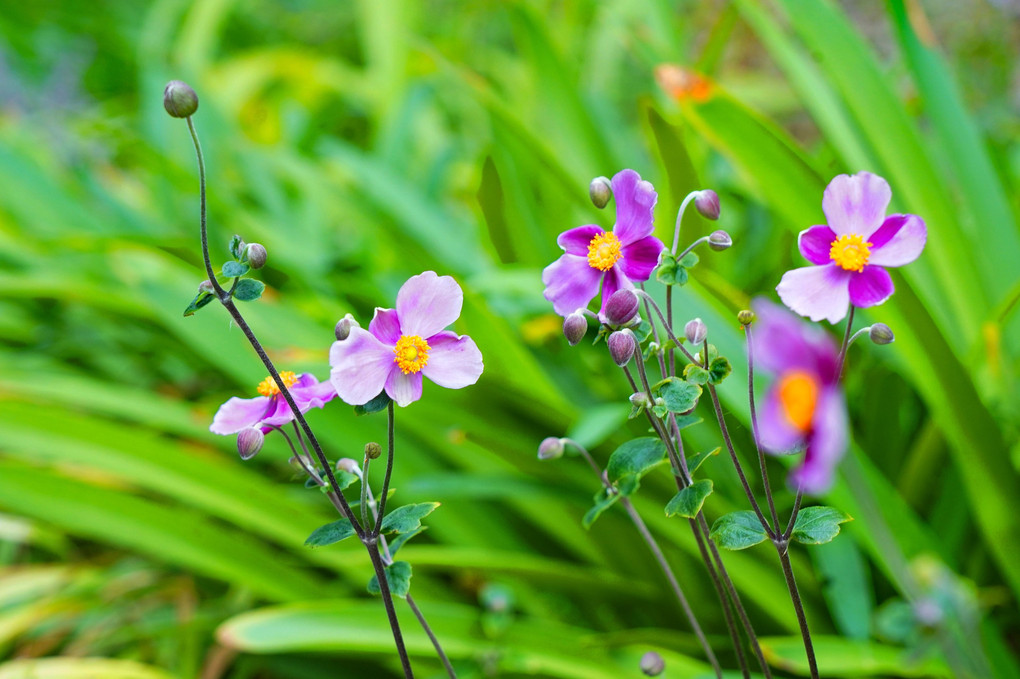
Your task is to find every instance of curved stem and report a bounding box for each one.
[374,401,397,535]
[744,325,780,531]
[670,192,699,254]
[835,305,855,379]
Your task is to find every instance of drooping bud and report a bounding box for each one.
[608,330,637,367]
[365,442,382,460]
[236,427,264,460]
[684,318,707,345]
[246,243,267,269]
[334,313,359,341]
[629,392,653,409]
[737,309,755,326]
[563,311,588,346]
[589,176,612,209]
[537,437,565,460]
[604,289,640,326]
[694,190,720,220]
[640,651,665,676]
[198,279,215,294]
[868,323,894,345]
[163,80,199,118]
[707,229,732,251]
[336,458,360,474]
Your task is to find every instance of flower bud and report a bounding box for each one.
[336,457,360,474]
[684,317,707,345]
[198,279,215,294]
[868,323,894,345]
[246,243,267,269]
[629,392,652,408]
[563,311,588,346]
[589,176,612,209]
[608,330,637,367]
[236,427,264,460]
[604,289,640,326]
[640,651,665,676]
[737,309,755,326]
[537,437,565,460]
[163,80,199,118]
[694,189,720,220]
[334,313,359,341]
[707,229,732,251]
[365,441,382,460]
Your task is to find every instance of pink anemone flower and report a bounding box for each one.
[753,300,848,494]
[329,271,483,407]
[210,372,337,435]
[542,169,664,317]
[776,172,926,323]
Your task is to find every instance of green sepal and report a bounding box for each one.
[606,438,666,485]
[183,291,215,317]
[655,251,688,287]
[222,261,249,278]
[679,251,699,268]
[710,511,769,550]
[790,506,853,545]
[354,391,392,415]
[708,356,732,385]
[333,469,359,492]
[631,318,653,343]
[367,561,412,598]
[388,526,426,557]
[233,278,265,302]
[683,364,711,385]
[380,502,440,534]
[665,479,714,519]
[305,518,357,547]
[685,446,720,475]
[657,377,703,414]
[582,487,621,529]
[229,234,244,259]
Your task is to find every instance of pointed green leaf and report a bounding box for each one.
[232,278,265,302]
[605,438,666,484]
[679,251,699,268]
[790,506,853,545]
[367,560,412,598]
[710,511,769,550]
[380,503,440,535]
[304,518,357,548]
[665,479,714,519]
[222,261,249,278]
[229,234,244,259]
[582,487,621,530]
[354,391,391,415]
[708,356,732,385]
[686,446,720,475]
[387,526,426,557]
[183,291,215,317]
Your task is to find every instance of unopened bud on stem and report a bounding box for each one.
[198,279,215,294]
[237,427,264,460]
[365,442,382,460]
[604,289,640,326]
[707,229,732,251]
[589,176,612,209]
[538,437,565,460]
[737,309,755,326]
[694,190,720,220]
[608,329,637,367]
[163,80,199,118]
[640,651,665,676]
[685,318,707,345]
[563,311,588,346]
[335,313,359,341]
[246,243,267,269]
[336,458,361,475]
[868,323,894,345]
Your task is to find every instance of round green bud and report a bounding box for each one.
[365,442,382,460]
[589,176,612,209]
[737,309,755,326]
[163,80,199,118]
[869,323,894,345]
[246,243,267,269]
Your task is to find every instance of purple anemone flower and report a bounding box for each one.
[753,300,848,494]
[776,172,926,323]
[542,169,665,317]
[329,271,483,407]
[210,371,337,435]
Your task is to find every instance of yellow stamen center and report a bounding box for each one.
[394,335,430,374]
[257,371,298,397]
[587,231,623,271]
[777,370,819,433]
[829,233,873,272]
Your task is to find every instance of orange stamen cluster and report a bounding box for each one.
[829,233,873,272]
[257,371,298,397]
[587,231,623,271]
[777,370,819,433]
[394,335,430,374]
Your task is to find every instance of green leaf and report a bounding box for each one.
[582,488,621,530]
[657,378,702,414]
[665,479,713,519]
[354,391,391,415]
[380,503,440,534]
[790,506,853,545]
[655,252,689,287]
[682,364,710,385]
[686,446,720,475]
[332,469,359,492]
[605,438,666,485]
[679,251,699,268]
[182,291,215,317]
[222,261,249,278]
[304,519,357,547]
[387,526,425,557]
[367,560,412,598]
[758,635,951,677]
[710,511,769,550]
[708,356,732,385]
[0,658,178,679]
[232,278,265,302]
[673,414,703,431]
[228,234,244,259]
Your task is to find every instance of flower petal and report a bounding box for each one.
[293,374,338,409]
[822,172,891,238]
[210,396,273,435]
[598,266,632,316]
[789,386,847,494]
[619,235,665,281]
[758,386,805,454]
[753,299,841,384]
[557,225,604,256]
[422,331,483,389]
[369,307,402,344]
[395,271,463,338]
[776,265,852,324]
[329,327,396,406]
[798,225,837,265]
[611,169,657,245]
[542,253,603,316]
[385,370,424,407]
[847,265,894,308]
[868,214,927,267]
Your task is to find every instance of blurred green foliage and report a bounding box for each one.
[0,0,1018,677]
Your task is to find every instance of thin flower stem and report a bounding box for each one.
[361,455,371,530]
[665,287,676,378]
[373,401,397,536]
[744,325,780,531]
[835,305,855,379]
[676,236,709,263]
[634,290,698,364]
[777,546,819,679]
[783,488,804,541]
[670,193,698,254]
[638,284,669,380]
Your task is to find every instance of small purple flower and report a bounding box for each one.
[542,169,665,317]
[753,300,848,494]
[329,271,483,407]
[210,371,337,435]
[776,172,927,323]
